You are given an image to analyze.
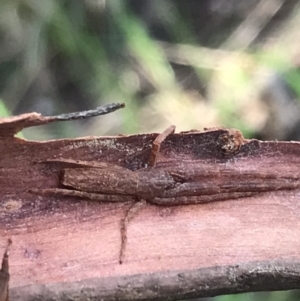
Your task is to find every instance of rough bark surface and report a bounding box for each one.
[1,112,300,301]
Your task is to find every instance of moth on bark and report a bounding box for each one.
[30,126,300,263]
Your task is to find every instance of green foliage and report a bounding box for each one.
[1,0,299,140]
[0,100,9,117]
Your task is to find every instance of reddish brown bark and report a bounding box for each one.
[1,112,300,301]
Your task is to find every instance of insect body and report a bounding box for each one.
[62,167,177,200]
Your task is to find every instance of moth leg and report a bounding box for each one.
[29,188,135,202]
[0,239,12,301]
[119,199,147,264]
[148,125,176,167]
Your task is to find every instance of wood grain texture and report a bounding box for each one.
[1,113,300,300]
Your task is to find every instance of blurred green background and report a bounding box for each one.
[1,0,300,300]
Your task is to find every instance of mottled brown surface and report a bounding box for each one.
[1,113,300,300]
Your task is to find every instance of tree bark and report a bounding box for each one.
[1,111,300,301]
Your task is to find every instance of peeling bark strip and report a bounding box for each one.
[1,107,300,300]
[0,240,12,301]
